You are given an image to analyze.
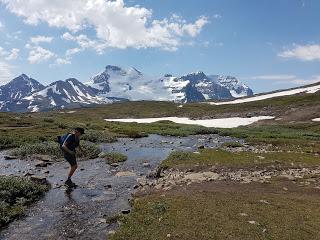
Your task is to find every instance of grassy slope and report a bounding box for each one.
[161,149,320,169]
[1,91,319,150]
[111,188,320,240]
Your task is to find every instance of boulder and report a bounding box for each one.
[4,155,17,160]
[30,175,48,184]
[35,161,49,168]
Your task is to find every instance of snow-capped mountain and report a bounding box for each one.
[86,65,173,101]
[1,77,109,112]
[0,74,45,111]
[0,65,254,112]
[0,74,44,102]
[211,75,253,98]
[86,66,252,103]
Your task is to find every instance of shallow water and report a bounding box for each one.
[0,134,241,240]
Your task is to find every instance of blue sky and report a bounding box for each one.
[0,0,319,93]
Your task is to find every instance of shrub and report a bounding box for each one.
[79,141,101,159]
[12,141,62,158]
[100,152,128,164]
[222,142,244,148]
[12,141,101,160]
[0,176,48,227]
[0,136,17,150]
[81,130,117,143]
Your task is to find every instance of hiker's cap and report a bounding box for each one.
[75,127,85,134]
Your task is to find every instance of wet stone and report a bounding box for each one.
[121,209,131,214]
[4,155,17,160]
[30,176,48,184]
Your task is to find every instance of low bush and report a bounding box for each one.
[81,130,117,143]
[12,141,101,160]
[222,142,244,148]
[100,152,128,164]
[0,176,48,228]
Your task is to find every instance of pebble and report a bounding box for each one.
[121,209,131,214]
[143,162,150,167]
[4,155,17,160]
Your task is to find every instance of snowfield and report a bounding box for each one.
[105,116,275,128]
[207,84,320,105]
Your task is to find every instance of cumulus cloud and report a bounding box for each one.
[0,46,20,60]
[27,46,56,64]
[30,35,53,44]
[278,44,320,61]
[5,48,20,60]
[0,61,14,85]
[1,0,209,51]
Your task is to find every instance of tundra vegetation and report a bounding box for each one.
[0,92,319,239]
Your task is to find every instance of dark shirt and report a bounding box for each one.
[64,134,79,152]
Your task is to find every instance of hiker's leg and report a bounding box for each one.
[68,164,78,178]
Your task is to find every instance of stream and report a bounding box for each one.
[0,134,241,240]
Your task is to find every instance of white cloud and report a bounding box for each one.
[0,46,20,60]
[250,75,296,80]
[1,0,209,51]
[0,61,14,85]
[55,58,71,65]
[30,35,53,44]
[284,76,320,85]
[62,32,108,54]
[27,46,56,64]
[0,20,4,29]
[249,74,320,85]
[66,47,82,56]
[5,48,19,60]
[278,44,320,61]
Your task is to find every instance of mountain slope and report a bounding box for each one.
[211,75,253,98]
[2,78,109,112]
[86,66,252,103]
[208,82,320,105]
[0,74,45,111]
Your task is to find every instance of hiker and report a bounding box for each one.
[60,127,85,188]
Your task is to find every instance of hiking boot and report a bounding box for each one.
[65,179,77,188]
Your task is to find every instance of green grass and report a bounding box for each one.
[0,92,319,150]
[106,120,218,137]
[111,190,320,240]
[0,176,49,228]
[161,149,320,169]
[99,152,128,164]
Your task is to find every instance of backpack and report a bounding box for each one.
[57,133,71,148]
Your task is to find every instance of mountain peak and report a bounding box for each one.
[105,65,122,72]
[181,71,208,82]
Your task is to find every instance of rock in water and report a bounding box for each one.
[30,176,48,184]
[4,155,17,160]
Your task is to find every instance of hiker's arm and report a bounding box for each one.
[62,143,75,155]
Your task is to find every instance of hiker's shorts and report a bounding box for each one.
[64,153,77,167]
